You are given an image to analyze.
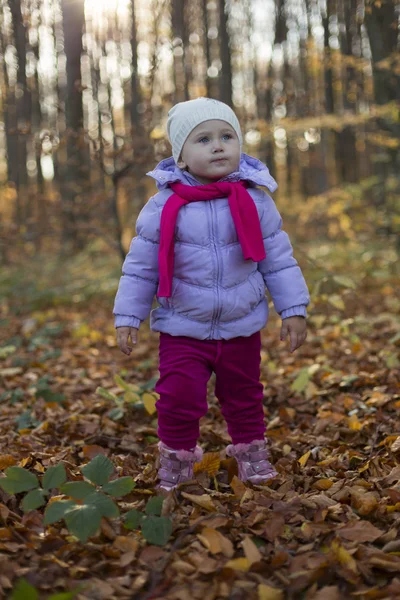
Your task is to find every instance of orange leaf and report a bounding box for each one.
[312,479,334,490]
[194,452,220,477]
[0,455,17,471]
[197,527,234,557]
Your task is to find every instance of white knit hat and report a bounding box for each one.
[166,97,243,163]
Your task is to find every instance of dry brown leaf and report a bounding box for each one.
[197,527,234,557]
[338,520,383,542]
[350,489,378,515]
[242,535,262,565]
[113,535,139,553]
[181,492,217,512]
[230,475,247,498]
[391,437,400,453]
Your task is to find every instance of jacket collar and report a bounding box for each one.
[146,153,278,193]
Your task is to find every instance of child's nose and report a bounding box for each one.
[212,141,223,152]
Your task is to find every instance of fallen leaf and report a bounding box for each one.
[242,535,262,565]
[298,451,311,467]
[197,527,234,557]
[258,585,284,600]
[331,540,358,573]
[338,520,383,542]
[0,456,17,471]
[181,492,217,512]
[194,452,220,476]
[225,557,250,572]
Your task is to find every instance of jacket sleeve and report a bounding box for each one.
[256,191,310,319]
[113,196,160,328]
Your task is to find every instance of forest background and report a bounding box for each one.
[0,0,399,599]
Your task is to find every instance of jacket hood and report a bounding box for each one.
[146,153,278,193]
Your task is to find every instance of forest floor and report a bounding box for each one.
[0,232,399,600]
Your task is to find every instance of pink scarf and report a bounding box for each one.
[158,181,266,297]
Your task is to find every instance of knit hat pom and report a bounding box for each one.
[166,97,243,164]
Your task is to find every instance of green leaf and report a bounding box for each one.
[108,407,125,420]
[290,368,310,393]
[60,481,96,499]
[10,578,39,600]
[43,463,67,490]
[123,509,145,530]
[15,411,41,430]
[84,492,119,518]
[81,454,114,486]
[332,275,356,289]
[40,389,66,404]
[64,504,102,543]
[48,587,84,600]
[101,477,136,498]
[141,515,172,546]
[22,489,47,512]
[44,500,77,525]
[0,467,39,494]
[96,386,119,402]
[145,496,164,517]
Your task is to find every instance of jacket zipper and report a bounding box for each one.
[210,201,221,337]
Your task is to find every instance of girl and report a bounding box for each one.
[113,98,309,491]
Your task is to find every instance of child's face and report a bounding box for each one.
[179,120,240,185]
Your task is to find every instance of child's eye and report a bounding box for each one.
[222,134,233,140]
[198,137,209,143]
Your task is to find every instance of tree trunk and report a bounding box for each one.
[8,0,30,220]
[171,0,189,102]
[218,0,232,106]
[61,0,90,251]
[202,0,212,98]
[364,0,399,106]
[130,0,143,135]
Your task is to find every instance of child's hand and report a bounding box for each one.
[116,326,138,355]
[280,316,307,353]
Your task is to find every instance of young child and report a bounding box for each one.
[114,98,309,491]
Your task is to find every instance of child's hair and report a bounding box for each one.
[166,97,243,163]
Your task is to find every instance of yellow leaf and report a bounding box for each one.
[142,393,157,415]
[348,413,362,431]
[124,391,142,404]
[181,492,217,512]
[298,451,311,467]
[328,295,345,311]
[194,452,220,476]
[150,127,164,140]
[331,540,358,573]
[225,557,250,572]
[258,584,284,600]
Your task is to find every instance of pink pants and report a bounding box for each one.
[155,331,266,450]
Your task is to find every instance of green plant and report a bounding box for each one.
[97,373,158,420]
[123,495,172,546]
[0,455,136,543]
[11,577,83,599]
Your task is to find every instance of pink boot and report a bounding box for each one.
[226,439,277,484]
[157,442,203,491]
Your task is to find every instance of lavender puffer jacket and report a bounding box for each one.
[113,153,310,340]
